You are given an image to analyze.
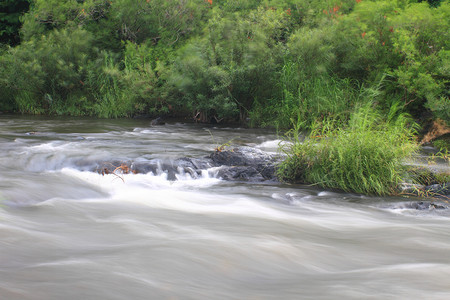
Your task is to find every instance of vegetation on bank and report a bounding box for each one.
[0,0,448,125]
[1,0,449,195]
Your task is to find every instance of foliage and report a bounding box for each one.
[20,0,110,41]
[167,40,236,121]
[330,0,450,118]
[1,28,96,114]
[84,51,135,118]
[433,139,450,152]
[165,7,287,122]
[278,102,419,195]
[0,0,448,127]
[390,2,449,114]
[107,0,209,45]
[250,69,360,130]
[0,0,30,46]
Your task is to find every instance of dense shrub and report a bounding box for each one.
[165,7,287,122]
[166,40,236,121]
[0,28,96,114]
[0,0,30,46]
[0,0,448,126]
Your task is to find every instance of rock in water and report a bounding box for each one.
[210,147,283,181]
[94,147,283,182]
[411,201,446,210]
[150,117,165,126]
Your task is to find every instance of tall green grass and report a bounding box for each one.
[250,61,361,130]
[86,53,135,118]
[278,102,419,195]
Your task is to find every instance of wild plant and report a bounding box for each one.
[278,101,419,195]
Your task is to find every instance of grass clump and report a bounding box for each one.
[278,102,419,195]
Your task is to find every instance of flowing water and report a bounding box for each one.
[0,115,449,300]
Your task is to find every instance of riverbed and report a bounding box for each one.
[1,115,449,300]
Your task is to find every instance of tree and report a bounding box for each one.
[0,0,30,46]
[1,28,97,114]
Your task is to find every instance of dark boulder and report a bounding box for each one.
[210,147,276,166]
[150,117,165,126]
[209,147,282,181]
[216,166,265,182]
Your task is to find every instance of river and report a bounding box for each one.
[0,115,449,300]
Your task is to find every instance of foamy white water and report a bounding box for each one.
[0,115,449,300]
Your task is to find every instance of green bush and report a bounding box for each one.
[0,0,30,46]
[0,28,97,114]
[165,8,287,122]
[278,102,419,195]
[166,40,236,121]
[85,42,166,118]
[107,0,208,45]
[84,52,132,118]
[330,0,450,120]
[249,60,361,130]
